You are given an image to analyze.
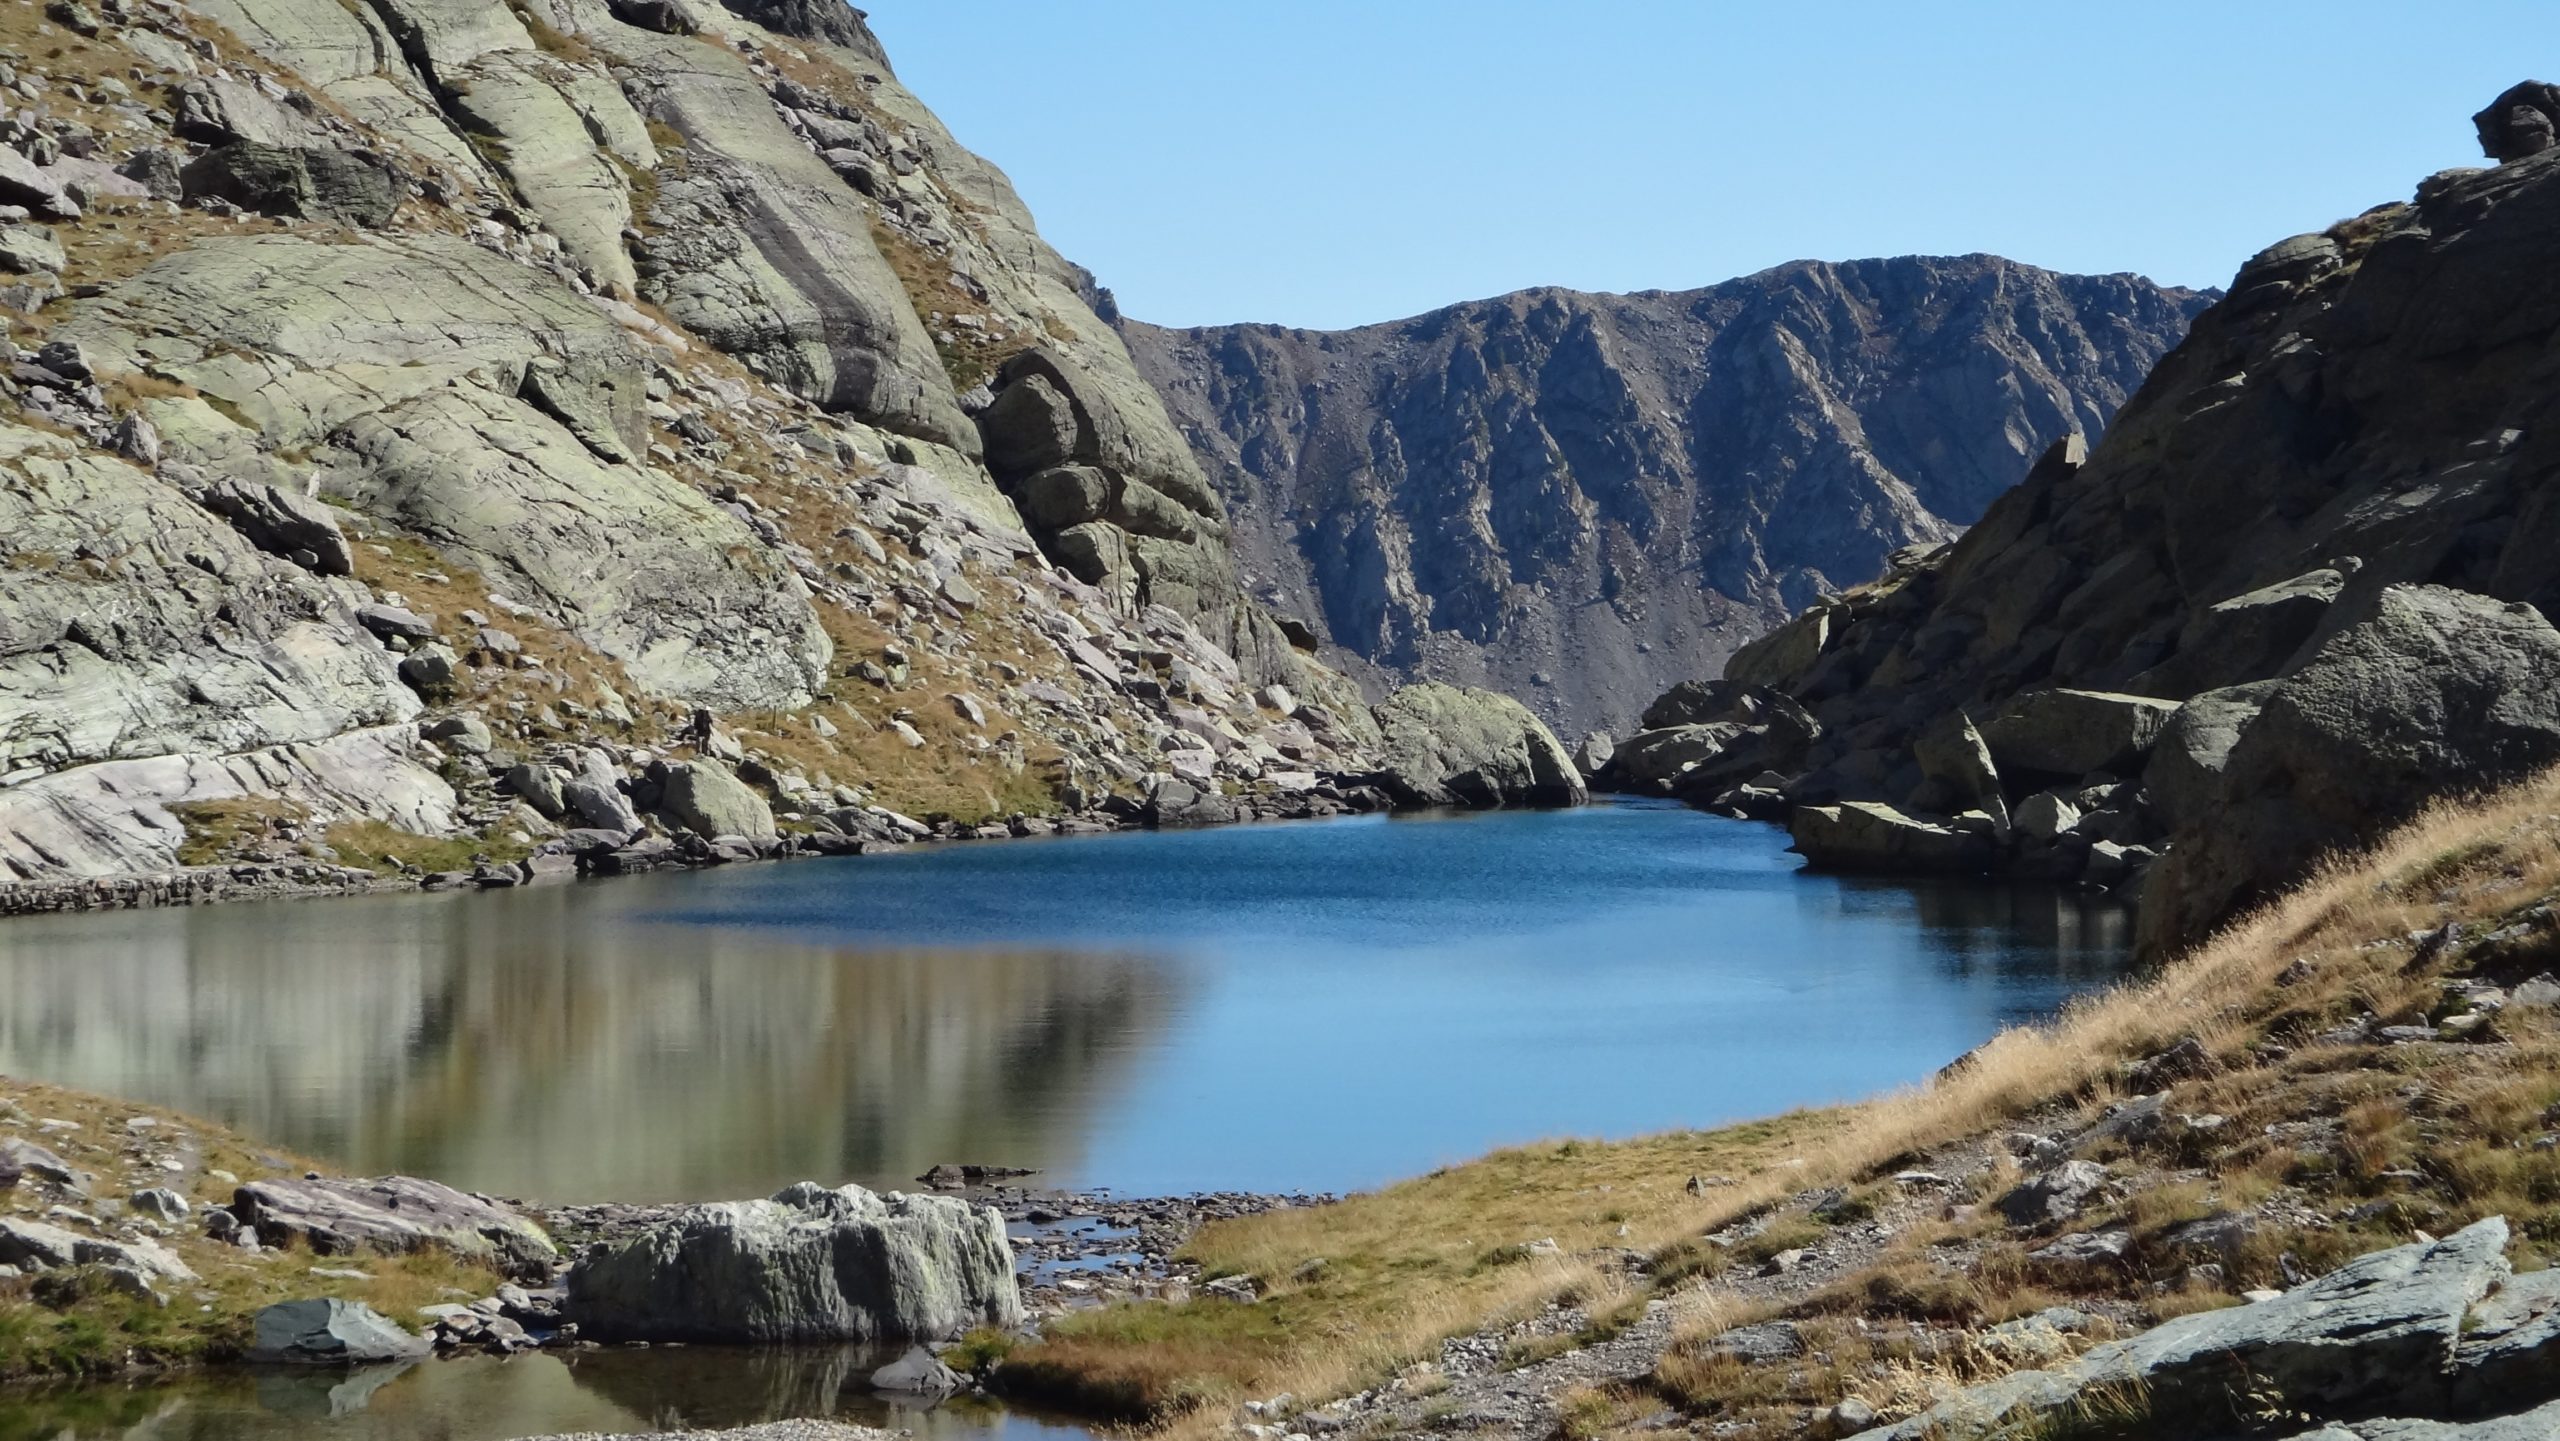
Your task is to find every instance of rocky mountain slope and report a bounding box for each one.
[0,0,1583,903]
[1122,260,2210,733]
[1605,83,2560,956]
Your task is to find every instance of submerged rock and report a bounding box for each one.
[870,1344,963,1395]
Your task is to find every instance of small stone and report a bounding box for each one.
[129,1187,190,1224]
[870,1343,963,1394]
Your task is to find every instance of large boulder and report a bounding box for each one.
[1980,688,2179,782]
[1723,607,1835,693]
[1612,723,1753,793]
[1870,1220,2517,1439]
[2452,1268,2560,1415]
[2142,681,2277,834]
[248,1298,431,1365]
[194,477,356,576]
[565,1182,1022,1344]
[2280,1401,2560,1438]
[180,142,401,227]
[1788,801,1993,875]
[658,760,776,841]
[1912,712,2006,819]
[233,1176,556,1281]
[2145,587,2560,955]
[2135,568,2345,697]
[1370,683,1587,809]
[1572,730,1615,779]
[0,1216,194,1282]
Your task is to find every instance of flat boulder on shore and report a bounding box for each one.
[234,1176,557,1281]
[566,1181,1021,1344]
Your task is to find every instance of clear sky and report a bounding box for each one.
[865,2,2542,331]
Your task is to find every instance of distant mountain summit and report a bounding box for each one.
[1123,258,2211,732]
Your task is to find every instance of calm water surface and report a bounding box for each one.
[0,800,2134,1440]
[0,800,2130,1202]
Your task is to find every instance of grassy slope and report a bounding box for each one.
[0,1081,512,1381]
[997,774,2560,1437]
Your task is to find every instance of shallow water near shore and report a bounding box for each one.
[0,800,2132,1203]
[0,1347,1093,1440]
[0,799,2135,1440]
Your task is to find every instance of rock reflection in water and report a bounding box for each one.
[0,1351,1089,1441]
[0,883,1176,1202]
[1843,877,2139,982]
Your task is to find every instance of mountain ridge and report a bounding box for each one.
[1122,254,2211,734]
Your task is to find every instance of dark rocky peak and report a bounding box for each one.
[715,0,887,63]
[2475,79,2560,162]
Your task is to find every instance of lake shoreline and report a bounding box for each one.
[0,781,1416,922]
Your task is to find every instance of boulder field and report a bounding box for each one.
[1600,88,2560,956]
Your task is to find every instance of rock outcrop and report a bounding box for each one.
[232,1175,557,1281]
[1865,1219,2560,1440]
[1124,260,2209,733]
[565,1181,1021,1344]
[0,0,1477,901]
[1619,93,2560,954]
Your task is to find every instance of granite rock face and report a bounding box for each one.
[565,1181,1022,1344]
[1125,259,2208,733]
[1626,97,2560,955]
[0,0,1400,897]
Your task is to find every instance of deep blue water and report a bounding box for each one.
[621,799,2131,1194]
[0,800,2128,1203]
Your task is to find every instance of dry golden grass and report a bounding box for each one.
[1000,1117,1827,1423]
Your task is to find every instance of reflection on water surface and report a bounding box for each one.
[1,1348,1092,1441]
[0,801,2132,1201]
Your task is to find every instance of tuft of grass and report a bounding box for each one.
[322,818,527,877]
[169,797,307,866]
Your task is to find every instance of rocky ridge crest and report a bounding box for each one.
[1123,259,2209,733]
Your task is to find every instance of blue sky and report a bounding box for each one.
[866,3,2540,330]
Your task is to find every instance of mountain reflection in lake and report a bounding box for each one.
[0,890,1172,1202]
[0,801,2134,1202]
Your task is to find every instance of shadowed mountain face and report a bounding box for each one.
[1122,258,2211,734]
